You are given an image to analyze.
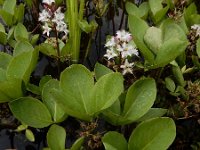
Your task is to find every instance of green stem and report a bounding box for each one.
[54,26,61,74]
[66,0,85,63]
[84,32,93,61]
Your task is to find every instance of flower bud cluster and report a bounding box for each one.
[104,30,139,75]
[38,0,69,38]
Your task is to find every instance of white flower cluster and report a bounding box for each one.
[38,0,69,37]
[191,24,200,37]
[104,30,139,75]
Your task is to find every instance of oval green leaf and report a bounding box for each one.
[89,72,124,115]
[71,137,85,150]
[13,41,34,56]
[144,27,162,54]
[42,79,67,122]
[122,78,157,122]
[59,64,94,121]
[94,62,113,81]
[14,23,29,41]
[128,117,176,150]
[7,49,38,85]
[0,78,23,103]
[47,124,66,150]
[9,97,53,128]
[102,131,128,150]
[25,129,35,142]
[128,14,154,63]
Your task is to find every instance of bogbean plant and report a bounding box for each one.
[0,0,200,149]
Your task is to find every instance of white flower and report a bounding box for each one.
[116,30,132,42]
[56,22,69,35]
[105,37,116,47]
[120,59,134,75]
[43,0,55,5]
[116,42,138,58]
[121,43,138,58]
[191,24,200,37]
[191,24,200,30]
[38,9,51,22]
[52,7,65,23]
[104,49,118,60]
[42,23,52,36]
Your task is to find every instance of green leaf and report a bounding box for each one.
[126,2,140,17]
[7,49,38,85]
[128,15,154,63]
[102,79,158,126]
[172,65,185,87]
[165,77,176,92]
[153,39,188,68]
[139,2,149,19]
[122,78,157,122]
[9,97,53,128]
[0,23,5,32]
[71,137,84,150]
[37,43,57,57]
[13,41,34,56]
[57,64,123,121]
[14,23,29,41]
[15,124,28,132]
[161,20,187,42]
[59,64,94,121]
[0,23,7,44]
[144,27,162,54]
[25,129,35,142]
[101,99,127,126]
[126,2,149,19]
[153,6,169,24]
[177,17,189,34]
[149,0,169,23]
[128,117,176,150]
[102,131,128,150]
[78,20,98,33]
[39,75,52,91]
[27,83,40,95]
[136,108,167,122]
[184,3,197,27]
[0,78,23,103]
[0,52,12,70]
[89,72,124,115]
[42,79,67,123]
[14,3,25,23]
[7,26,15,40]
[0,9,13,26]
[30,34,39,46]
[149,0,163,15]
[79,20,93,33]
[47,124,66,150]
[94,62,113,81]
[3,0,16,15]
[0,31,7,44]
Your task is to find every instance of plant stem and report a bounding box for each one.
[66,0,85,63]
[54,25,61,74]
[118,2,125,30]
[84,32,93,61]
